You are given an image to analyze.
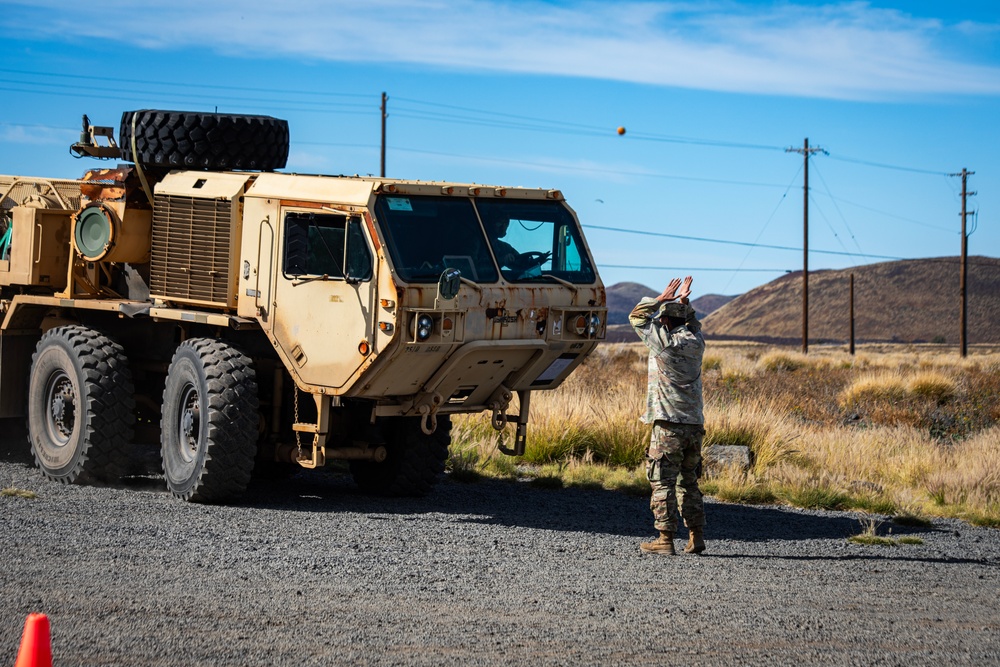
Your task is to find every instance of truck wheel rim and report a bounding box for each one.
[177,384,201,462]
[44,370,76,446]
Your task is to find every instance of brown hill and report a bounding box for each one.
[703,256,1000,344]
[605,282,657,325]
[606,282,734,325]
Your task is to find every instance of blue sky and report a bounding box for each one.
[1,0,997,297]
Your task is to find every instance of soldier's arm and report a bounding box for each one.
[629,297,661,333]
[631,278,681,328]
[681,297,702,334]
[631,278,683,349]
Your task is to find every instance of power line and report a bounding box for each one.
[813,191,954,233]
[828,153,950,177]
[618,131,784,152]
[393,96,608,134]
[582,223,904,260]
[394,95,785,150]
[723,163,803,293]
[809,193,858,259]
[0,84,374,117]
[391,109,607,137]
[383,145,792,187]
[810,159,865,256]
[600,264,789,272]
[0,67,371,99]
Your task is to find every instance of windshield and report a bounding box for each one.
[375,195,596,284]
[476,199,596,284]
[374,195,499,283]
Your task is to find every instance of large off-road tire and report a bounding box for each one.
[350,416,451,497]
[119,110,289,171]
[27,326,135,484]
[160,339,259,502]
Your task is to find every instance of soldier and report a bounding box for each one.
[483,217,550,273]
[629,276,706,556]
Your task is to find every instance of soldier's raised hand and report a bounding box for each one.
[677,276,693,300]
[658,277,682,302]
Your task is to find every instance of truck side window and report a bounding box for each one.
[346,217,373,281]
[283,212,372,281]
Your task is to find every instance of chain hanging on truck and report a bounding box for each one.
[293,385,302,461]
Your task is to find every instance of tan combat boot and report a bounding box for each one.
[684,527,706,554]
[640,531,675,555]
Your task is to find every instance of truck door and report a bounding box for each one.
[269,207,377,391]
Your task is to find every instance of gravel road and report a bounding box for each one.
[2,423,999,666]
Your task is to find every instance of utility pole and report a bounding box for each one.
[949,168,975,357]
[786,138,827,354]
[849,273,855,356]
[380,92,388,178]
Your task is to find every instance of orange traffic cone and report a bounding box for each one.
[13,613,52,667]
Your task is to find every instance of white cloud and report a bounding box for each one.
[3,0,999,100]
[0,123,76,146]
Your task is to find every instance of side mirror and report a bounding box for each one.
[438,267,461,301]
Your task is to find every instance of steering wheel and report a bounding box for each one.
[513,251,551,271]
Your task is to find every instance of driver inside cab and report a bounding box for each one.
[484,217,551,276]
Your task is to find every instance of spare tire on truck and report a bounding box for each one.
[119,110,289,171]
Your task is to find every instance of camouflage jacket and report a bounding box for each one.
[629,297,705,425]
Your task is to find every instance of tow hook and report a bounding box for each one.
[406,392,444,435]
[498,422,528,457]
[419,404,438,435]
[490,387,530,457]
[488,386,513,431]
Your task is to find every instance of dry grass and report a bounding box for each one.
[1,487,37,499]
[704,401,801,473]
[840,371,908,405]
[847,518,924,546]
[450,343,1000,527]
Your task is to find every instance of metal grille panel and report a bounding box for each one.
[0,176,82,212]
[151,194,233,305]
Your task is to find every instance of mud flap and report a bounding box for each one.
[0,330,35,418]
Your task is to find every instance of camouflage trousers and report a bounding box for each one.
[645,421,706,533]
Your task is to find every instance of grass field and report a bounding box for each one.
[450,342,1000,528]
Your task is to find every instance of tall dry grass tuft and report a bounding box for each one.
[925,426,1000,514]
[757,351,808,372]
[840,371,908,406]
[801,425,946,490]
[704,401,801,474]
[702,354,723,372]
[907,371,957,403]
[526,376,649,465]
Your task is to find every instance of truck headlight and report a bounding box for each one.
[586,314,601,337]
[414,313,435,341]
[573,313,601,338]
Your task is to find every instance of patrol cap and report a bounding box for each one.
[657,302,688,319]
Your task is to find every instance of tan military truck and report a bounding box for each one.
[0,110,606,502]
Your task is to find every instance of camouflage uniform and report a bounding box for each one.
[630,297,705,533]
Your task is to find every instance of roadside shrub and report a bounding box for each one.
[907,371,957,403]
[702,354,723,372]
[705,401,800,473]
[758,351,807,372]
[701,468,777,505]
[839,371,907,406]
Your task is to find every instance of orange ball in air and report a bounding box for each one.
[617,126,626,135]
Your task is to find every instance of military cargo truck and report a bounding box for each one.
[0,110,606,501]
